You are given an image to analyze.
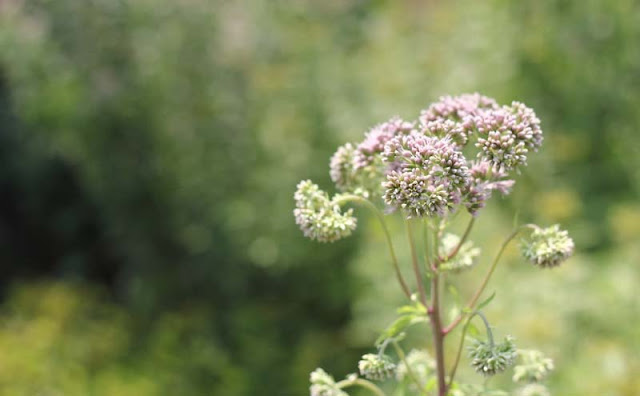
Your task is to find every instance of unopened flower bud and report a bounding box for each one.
[330,143,359,193]
[309,368,348,396]
[468,336,517,376]
[396,349,435,390]
[382,133,470,218]
[521,225,574,268]
[513,349,554,383]
[293,181,357,243]
[358,353,396,381]
[438,233,481,272]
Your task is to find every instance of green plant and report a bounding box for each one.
[294,94,573,396]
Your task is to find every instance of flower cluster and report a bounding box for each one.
[421,118,469,146]
[358,353,396,381]
[355,116,415,168]
[309,368,348,396]
[472,102,543,171]
[419,93,498,126]
[521,225,575,268]
[329,143,359,193]
[295,93,546,238]
[468,336,518,376]
[294,180,357,243]
[382,133,470,217]
[464,160,515,215]
[513,349,554,383]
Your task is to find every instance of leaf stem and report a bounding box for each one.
[334,194,412,299]
[391,340,427,395]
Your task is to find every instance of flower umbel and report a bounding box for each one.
[294,180,357,243]
[358,353,396,381]
[521,225,574,268]
[468,336,517,376]
[309,368,348,396]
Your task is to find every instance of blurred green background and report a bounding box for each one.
[0,0,638,395]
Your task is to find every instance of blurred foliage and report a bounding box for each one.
[0,0,638,395]
[0,281,248,395]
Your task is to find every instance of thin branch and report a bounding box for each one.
[447,315,471,389]
[443,217,476,262]
[335,195,412,299]
[336,378,386,396]
[406,218,427,306]
[446,310,492,388]
[391,340,427,395]
[443,224,537,334]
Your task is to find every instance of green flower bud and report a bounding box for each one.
[438,233,481,272]
[396,349,436,390]
[521,225,574,268]
[309,368,348,396]
[358,353,396,381]
[513,349,554,383]
[468,336,517,376]
[293,181,357,243]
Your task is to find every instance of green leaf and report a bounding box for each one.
[375,314,428,346]
[467,322,480,338]
[448,285,461,304]
[424,377,437,392]
[476,292,496,311]
[396,302,427,316]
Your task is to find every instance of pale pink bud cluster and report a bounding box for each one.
[419,93,499,125]
[382,133,470,217]
[472,102,543,170]
[355,116,415,169]
[464,161,515,215]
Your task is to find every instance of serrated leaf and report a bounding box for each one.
[476,292,496,311]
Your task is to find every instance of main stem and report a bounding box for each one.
[429,219,447,396]
[430,272,447,396]
[443,224,537,334]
